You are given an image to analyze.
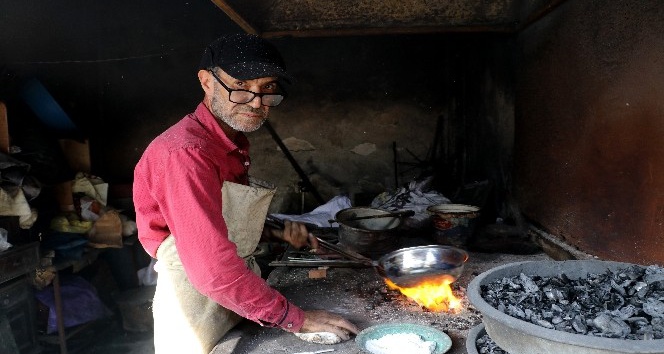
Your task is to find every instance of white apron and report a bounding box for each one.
[152,180,276,354]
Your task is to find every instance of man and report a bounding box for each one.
[133,33,358,354]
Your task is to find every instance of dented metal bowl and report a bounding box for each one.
[377,245,468,288]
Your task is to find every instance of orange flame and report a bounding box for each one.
[385,278,462,312]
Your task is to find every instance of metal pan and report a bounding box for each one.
[264,216,468,288]
[317,238,468,288]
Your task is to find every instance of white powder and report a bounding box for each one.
[365,332,436,354]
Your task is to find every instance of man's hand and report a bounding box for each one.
[266,220,319,250]
[299,310,359,340]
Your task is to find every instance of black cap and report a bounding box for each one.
[199,33,294,84]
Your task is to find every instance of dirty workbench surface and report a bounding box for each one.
[210,250,552,354]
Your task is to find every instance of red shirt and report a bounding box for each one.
[133,102,304,331]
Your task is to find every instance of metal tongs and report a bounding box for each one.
[265,215,374,268]
[292,349,335,354]
[314,237,374,267]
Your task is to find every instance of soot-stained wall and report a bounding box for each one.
[515,1,664,264]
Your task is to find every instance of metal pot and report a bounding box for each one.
[334,207,406,258]
[427,204,481,248]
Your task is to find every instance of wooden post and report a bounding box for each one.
[0,102,10,154]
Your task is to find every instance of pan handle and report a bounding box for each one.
[314,237,375,267]
[328,209,415,224]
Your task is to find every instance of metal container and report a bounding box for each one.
[465,323,487,354]
[467,260,664,354]
[335,207,403,259]
[427,204,480,248]
[376,245,468,288]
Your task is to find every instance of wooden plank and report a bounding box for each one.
[261,24,514,38]
[53,272,69,354]
[209,0,259,35]
[58,138,91,173]
[0,102,9,154]
[0,314,20,354]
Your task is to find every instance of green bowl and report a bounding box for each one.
[355,323,452,354]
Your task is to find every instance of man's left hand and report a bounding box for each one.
[267,220,319,250]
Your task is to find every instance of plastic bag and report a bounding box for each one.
[0,227,12,251]
[34,275,111,334]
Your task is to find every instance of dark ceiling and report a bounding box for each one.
[209,0,566,38]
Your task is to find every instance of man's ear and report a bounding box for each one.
[198,69,214,95]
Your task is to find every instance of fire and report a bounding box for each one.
[385,278,462,312]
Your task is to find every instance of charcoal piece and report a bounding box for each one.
[592,313,631,337]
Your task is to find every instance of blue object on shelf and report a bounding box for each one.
[19,78,81,137]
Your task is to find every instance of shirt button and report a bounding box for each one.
[287,323,293,328]
[244,162,250,166]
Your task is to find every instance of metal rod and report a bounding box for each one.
[329,209,415,223]
[53,271,68,354]
[392,141,398,188]
[263,121,325,205]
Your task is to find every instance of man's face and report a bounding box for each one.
[208,69,278,133]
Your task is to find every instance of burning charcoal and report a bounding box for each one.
[592,313,631,337]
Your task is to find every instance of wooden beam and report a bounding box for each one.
[261,24,515,39]
[517,0,570,33]
[208,0,260,35]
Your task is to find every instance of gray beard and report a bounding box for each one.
[210,89,266,133]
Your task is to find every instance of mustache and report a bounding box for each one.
[235,106,264,115]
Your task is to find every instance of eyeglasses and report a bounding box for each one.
[208,70,287,107]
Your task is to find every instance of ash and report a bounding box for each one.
[270,266,483,336]
[480,264,664,341]
[357,276,484,332]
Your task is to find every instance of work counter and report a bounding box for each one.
[211,250,552,354]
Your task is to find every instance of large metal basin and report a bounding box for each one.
[467,260,664,354]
